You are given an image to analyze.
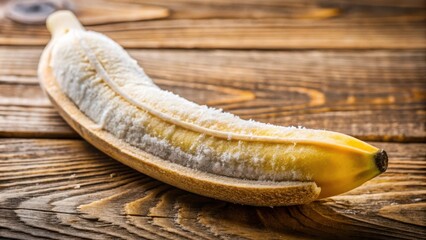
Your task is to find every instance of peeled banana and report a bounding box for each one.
[39,11,388,205]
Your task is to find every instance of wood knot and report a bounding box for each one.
[5,0,75,25]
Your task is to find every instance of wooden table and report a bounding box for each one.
[1,0,425,239]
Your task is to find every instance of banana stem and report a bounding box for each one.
[47,10,84,38]
[374,150,388,173]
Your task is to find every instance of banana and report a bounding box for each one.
[39,11,388,204]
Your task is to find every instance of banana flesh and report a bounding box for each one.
[44,11,388,199]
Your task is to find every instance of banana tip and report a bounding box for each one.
[374,149,388,173]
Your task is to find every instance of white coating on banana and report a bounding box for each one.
[47,26,385,198]
[50,30,308,180]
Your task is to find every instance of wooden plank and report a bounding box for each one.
[2,0,425,21]
[0,0,425,48]
[0,138,424,239]
[110,0,426,19]
[116,0,426,20]
[0,47,425,141]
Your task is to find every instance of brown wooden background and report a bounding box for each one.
[1,0,425,239]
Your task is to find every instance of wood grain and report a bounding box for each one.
[114,0,426,19]
[0,0,425,238]
[0,0,425,48]
[0,139,424,239]
[1,47,424,141]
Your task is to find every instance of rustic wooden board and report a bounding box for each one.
[0,139,424,239]
[0,47,424,141]
[0,0,425,48]
[1,0,425,239]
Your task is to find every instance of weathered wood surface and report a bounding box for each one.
[0,0,425,239]
[1,0,425,48]
[0,139,425,240]
[0,47,425,141]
